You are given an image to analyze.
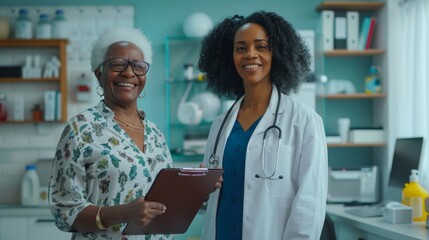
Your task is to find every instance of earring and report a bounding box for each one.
[138,89,146,99]
[97,85,104,98]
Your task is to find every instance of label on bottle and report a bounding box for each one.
[36,22,51,39]
[15,20,32,39]
[410,197,423,218]
[52,20,67,38]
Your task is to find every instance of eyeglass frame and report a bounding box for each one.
[98,57,150,76]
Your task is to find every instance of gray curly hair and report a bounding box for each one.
[90,28,153,72]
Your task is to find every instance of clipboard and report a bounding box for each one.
[122,167,223,235]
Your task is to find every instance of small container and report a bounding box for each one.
[0,17,10,39]
[36,13,51,39]
[0,94,7,121]
[32,104,42,122]
[21,164,40,206]
[402,169,429,221]
[184,64,194,81]
[15,8,32,39]
[51,9,68,39]
[365,66,381,94]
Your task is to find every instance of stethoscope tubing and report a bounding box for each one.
[209,87,283,180]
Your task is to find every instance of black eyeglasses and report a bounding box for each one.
[101,57,150,76]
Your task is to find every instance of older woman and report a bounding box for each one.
[49,28,173,240]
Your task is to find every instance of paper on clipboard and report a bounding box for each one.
[122,168,223,235]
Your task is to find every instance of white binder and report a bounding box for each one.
[347,11,359,50]
[334,11,347,49]
[321,10,334,51]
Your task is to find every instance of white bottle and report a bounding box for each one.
[51,9,68,39]
[21,164,40,206]
[15,8,33,39]
[35,13,51,39]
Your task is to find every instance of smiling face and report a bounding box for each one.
[97,42,146,108]
[233,23,273,87]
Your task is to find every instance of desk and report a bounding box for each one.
[327,204,428,240]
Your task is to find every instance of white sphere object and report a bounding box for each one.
[183,12,213,37]
[191,92,221,122]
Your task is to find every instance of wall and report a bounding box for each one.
[0,0,322,201]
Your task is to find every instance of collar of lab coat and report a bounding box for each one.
[251,84,285,136]
[221,84,285,137]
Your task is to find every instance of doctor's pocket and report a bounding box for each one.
[262,145,295,199]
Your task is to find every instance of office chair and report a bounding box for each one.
[320,214,336,240]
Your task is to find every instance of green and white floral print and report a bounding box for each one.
[49,101,174,240]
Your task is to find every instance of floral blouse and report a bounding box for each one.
[49,101,174,240]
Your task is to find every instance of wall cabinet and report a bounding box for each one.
[0,216,70,240]
[0,39,68,123]
[315,1,387,168]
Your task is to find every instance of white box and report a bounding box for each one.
[13,96,25,121]
[383,202,413,224]
[183,138,207,155]
[349,129,384,143]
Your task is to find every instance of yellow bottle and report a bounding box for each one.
[402,169,429,221]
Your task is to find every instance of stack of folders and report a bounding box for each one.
[44,90,61,121]
[321,11,376,51]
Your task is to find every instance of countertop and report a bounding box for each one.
[0,204,52,217]
[327,204,429,240]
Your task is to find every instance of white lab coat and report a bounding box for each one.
[202,85,328,240]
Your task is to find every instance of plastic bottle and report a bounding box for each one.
[35,13,51,39]
[21,164,40,206]
[365,66,382,94]
[51,9,67,39]
[15,8,33,39]
[402,169,429,221]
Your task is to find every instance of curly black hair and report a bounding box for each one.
[198,11,311,99]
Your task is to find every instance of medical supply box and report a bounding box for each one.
[383,202,413,224]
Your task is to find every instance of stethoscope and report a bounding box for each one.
[208,87,284,180]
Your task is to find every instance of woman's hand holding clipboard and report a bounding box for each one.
[122,167,223,235]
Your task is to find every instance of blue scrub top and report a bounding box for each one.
[216,118,261,240]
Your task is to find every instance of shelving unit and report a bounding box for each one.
[164,36,210,162]
[0,39,68,123]
[315,1,387,168]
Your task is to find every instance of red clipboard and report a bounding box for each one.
[122,168,223,235]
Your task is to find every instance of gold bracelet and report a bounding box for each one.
[95,206,108,230]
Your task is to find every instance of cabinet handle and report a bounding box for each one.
[35,219,55,223]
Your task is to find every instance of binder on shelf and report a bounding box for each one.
[358,17,371,50]
[55,91,62,121]
[346,11,359,50]
[334,11,347,49]
[44,91,56,121]
[321,10,334,51]
[365,18,376,49]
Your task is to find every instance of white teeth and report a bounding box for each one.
[116,82,134,87]
[244,64,259,69]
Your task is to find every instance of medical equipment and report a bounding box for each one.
[208,87,283,180]
[328,166,379,203]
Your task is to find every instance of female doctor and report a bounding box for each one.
[198,11,328,240]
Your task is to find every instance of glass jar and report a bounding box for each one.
[0,94,7,121]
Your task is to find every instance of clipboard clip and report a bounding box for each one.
[178,168,208,176]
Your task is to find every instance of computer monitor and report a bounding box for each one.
[388,137,424,188]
